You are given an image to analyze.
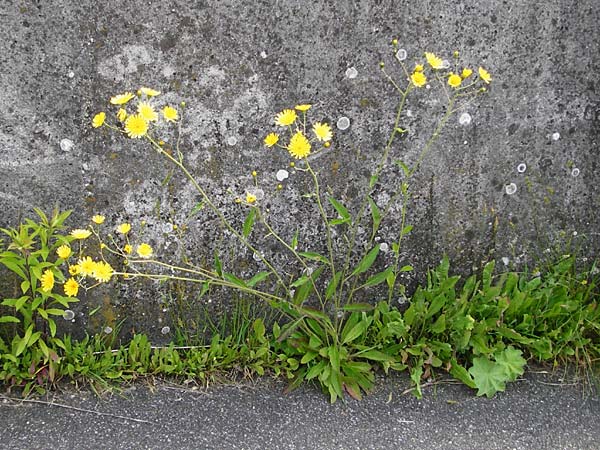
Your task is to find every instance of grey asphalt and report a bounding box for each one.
[1,368,599,450]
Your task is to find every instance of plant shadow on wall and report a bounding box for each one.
[1,41,598,401]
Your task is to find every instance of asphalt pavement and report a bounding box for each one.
[1,368,599,450]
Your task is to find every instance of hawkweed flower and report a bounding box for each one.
[478,67,492,84]
[138,102,158,122]
[117,108,127,122]
[275,109,297,126]
[448,73,462,88]
[139,87,160,97]
[40,269,54,292]
[414,64,424,72]
[461,68,473,79]
[124,244,133,254]
[246,192,257,204]
[92,261,114,283]
[264,133,279,147]
[92,112,105,128]
[136,243,153,258]
[411,71,427,88]
[117,223,131,234]
[69,264,81,276]
[110,92,135,105]
[425,52,443,69]
[124,114,149,138]
[71,229,91,239]
[64,278,79,297]
[78,256,96,276]
[92,215,105,224]
[162,106,178,122]
[288,131,311,159]
[313,122,332,142]
[56,245,72,259]
[295,104,312,112]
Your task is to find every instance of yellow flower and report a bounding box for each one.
[69,264,81,276]
[287,131,311,159]
[124,114,148,138]
[425,52,443,69]
[295,104,312,112]
[411,71,427,88]
[40,269,54,293]
[136,243,153,258]
[110,92,135,105]
[275,109,297,126]
[92,112,105,128]
[448,73,462,88]
[414,64,424,72]
[117,108,127,122]
[312,122,332,142]
[117,223,131,234]
[124,244,133,254]
[64,278,79,297]
[163,106,179,122]
[92,261,113,283]
[92,215,105,224]
[461,68,473,79]
[139,87,160,97]
[478,67,492,84]
[138,102,158,122]
[57,245,72,259]
[264,133,279,147]
[246,192,257,204]
[71,229,91,239]
[78,256,96,276]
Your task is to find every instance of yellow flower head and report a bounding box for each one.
[425,52,443,69]
[136,243,153,258]
[312,122,332,142]
[264,133,279,147]
[287,131,311,159]
[40,269,54,293]
[139,87,161,97]
[414,64,424,72]
[478,67,492,84]
[110,92,135,105]
[124,244,133,254]
[275,109,297,126]
[92,215,105,224]
[71,229,91,240]
[295,104,312,112]
[461,68,473,79]
[92,112,105,128]
[138,102,158,122]
[411,71,427,88]
[448,73,462,88]
[124,114,149,138]
[246,192,257,204]
[117,108,127,122]
[57,245,72,259]
[92,261,113,283]
[69,264,81,276]
[64,278,79,297]
[117,223,131,234]
[162,106,178,122]
[78,256,96,277]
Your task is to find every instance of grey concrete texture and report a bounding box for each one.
[0,370,599,449]
[1,1,599,335]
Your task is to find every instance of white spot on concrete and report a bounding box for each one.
[161,326,170,335]
[501,256,510,266]
[345,67,358,79]
[63,310,75,320]
[552,132,560,141]
[517,163,527,173]
[336,116,350,130]
[60,138,74,152]
[406,110,413,117]
[571,167,580,177]
[505,183,517,195]
[260,51,268,59]
[103,326,113,334]
[395,49,407,61]
[441,59,450,69]
[227,136,237,146]
[67,71,75,78]
[380,242,389,253]
[276,169,289,181]
[459,112,472,125]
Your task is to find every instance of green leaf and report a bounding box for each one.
[298,252,329,264]
[494,346,526,382]
[401,225,413,236]
[290,275,311,288]
[0,315,20,324]
[223,273,247,288]
[341,303,374,312]
[367,196,381,240]
[187,201,205,218]
[214,251,222,277]
[305,360,326,379]
[431,313,446,334]
[328,346,340,374]
[242,208,257,238]
[328,197,351,224]
[399,265,413,272]
[482,260,495,290]
[15,324,34,356]
[341,320,367,345]
[48,318,57,337]
[350,244,380,277]
[369,174,378,188]
[468,357,508,398]
[358,349,394,362]
[325,272,342,301]
[363,267,393,288]
[449,359,476,389]
[0,257,28,281]
[395,160,411,177]
[247,271,269,287]
[291,231,299,251]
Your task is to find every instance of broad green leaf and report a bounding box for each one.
[341,320,367,345]
[187,202,205,218]
[363,267,393,288]
[242,208,257,238]
[401,225,413,236]
[367,196,381,239]
[291,230,299,251]
[214,251,222,277]
[290,275,311,288]
[46,308,67,316]
[0,257,27,281]
[328,197,350,223]
[252,318,265,339]
[341,303,374,312]
[350,244,380,277]
[20,280,30,294]
[301,351,320,365]
[325,272,342,301]
[15,324,34,356]
[494,346,526,382]
[358,349,394,362]
[223,273,247,288]
[247,271,269,287]
[410,363,423,399]
[468,357,508,398]
[369,174,378,188]
[0,315,20,324]
[449,359,476,389]
[399,265,413,272]
[395,160,411,177]
[298,252,329,264]
[305,360,326,379]
[328,346,340,374]
[431,313,446,334]
[482,260,495,290]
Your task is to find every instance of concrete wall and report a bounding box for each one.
[2,0,599,338]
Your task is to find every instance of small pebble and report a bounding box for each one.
[161,326,170,335]
[551,132,560,141]
[395,49,407,61]
[276,169,289,181]
[227,136,237,146]
[517,163,527,173]
[60,138,75,152]
[459,112,472,125]
[505,183,517,195]
[345,67,358,79]
[571,167,580,177]
[336,116,350,130]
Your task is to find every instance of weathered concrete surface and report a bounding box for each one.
[1,1,599,336]
[0,370,599,449]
